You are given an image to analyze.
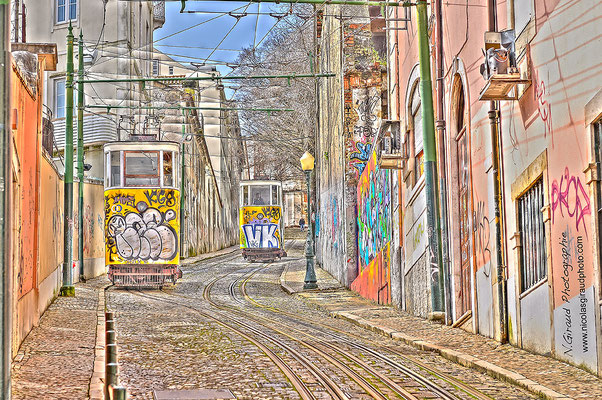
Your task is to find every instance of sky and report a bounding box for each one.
[153,1,284,81]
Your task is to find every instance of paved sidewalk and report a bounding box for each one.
[11,276,110,400]
[11,246,239,400]
[281,260,602,400]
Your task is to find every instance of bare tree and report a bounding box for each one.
[233,7,316,182]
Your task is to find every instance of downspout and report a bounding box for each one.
[0,3,12,396]
[488,0,508,343]
[416,0,445,316]
[435,0,453,324]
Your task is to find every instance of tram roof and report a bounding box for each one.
[103,141,180,152]
[240,180,283,187]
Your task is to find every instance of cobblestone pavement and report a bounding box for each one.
[11,276,110,400]
[281,262,602,400]
[107,240,540,400]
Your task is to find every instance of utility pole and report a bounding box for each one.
[77,30,85,281]
[0,2,13,396]
[61,22,75,297]
[416,0,444,315]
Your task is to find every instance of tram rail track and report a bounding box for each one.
[237,265,495,400]
[200,262,447,400]
[110,239,494,400]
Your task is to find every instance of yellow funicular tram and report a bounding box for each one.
[239,180,287,262]
[104,141,182,287]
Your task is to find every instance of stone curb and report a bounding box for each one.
[331,310,574,400]
[278,268,573,400]
[89,285,109,400]
[279,262,296,295]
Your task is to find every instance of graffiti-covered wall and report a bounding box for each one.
[316,4,387,288]
[353,151,392,303]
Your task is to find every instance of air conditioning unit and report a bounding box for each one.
[479,30,531,101]
[378,120,405,170]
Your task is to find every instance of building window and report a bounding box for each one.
[518,178,547,292]
[410,83,424,183]
[56,0,77,24]
[152,59,159,76]
[169,65,174,75]
[513,0,533,36]
[55,79,66,119]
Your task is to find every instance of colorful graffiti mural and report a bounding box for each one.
[105,188,180,265]
[239,206,283,249]
[345,85,382,179]
[352,151,391,304]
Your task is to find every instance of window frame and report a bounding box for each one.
[517,177,547,293]
[54,78,66,119]
[56,0,77,24]
[409,81,424,186]
[123,150,160,188]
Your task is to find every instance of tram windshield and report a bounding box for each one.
[242,184,281,206]
[105,149,179,189]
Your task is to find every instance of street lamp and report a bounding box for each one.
[300,151,317,290]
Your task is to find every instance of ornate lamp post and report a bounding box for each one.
[300,152,317,289]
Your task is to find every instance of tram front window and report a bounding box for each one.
[249,186,270,206]
[124,151,159,187]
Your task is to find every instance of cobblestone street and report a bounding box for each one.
[105,240,541,400]
[10,239,602,399]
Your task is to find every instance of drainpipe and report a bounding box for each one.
[434,0,452,324]
[488,0,508,343]
[0,3,12,396]
[416,0,445,315]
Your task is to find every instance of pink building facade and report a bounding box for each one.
[388,0,602,373]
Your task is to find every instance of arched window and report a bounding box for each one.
[409,82,424,185]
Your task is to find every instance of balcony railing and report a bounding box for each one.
[153,1,166,30]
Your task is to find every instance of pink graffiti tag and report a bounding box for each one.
[551,167,590,235]
[533,69,553,142]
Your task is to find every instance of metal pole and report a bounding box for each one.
[303,170,317,289]
[0,2,13,396]
[179,0,414,11]
[78,72,336,84]
[85,105,294,113]
[61,22,75,297]
[416,0,444,314]
[77,30,85,281]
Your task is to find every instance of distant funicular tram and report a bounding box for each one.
[104,141,182,287]
[239,180,287,262]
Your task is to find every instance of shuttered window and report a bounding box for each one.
[518,178,547,291]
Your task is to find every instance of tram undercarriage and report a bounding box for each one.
[242,248,287,262]
[108,265,182,287]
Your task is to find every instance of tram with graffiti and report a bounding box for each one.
[239,180,287,262]
[103,141,182,287]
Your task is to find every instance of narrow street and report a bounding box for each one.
[107,238,536,400]
[2,1,602,399]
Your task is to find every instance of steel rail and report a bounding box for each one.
[127,289,318,400]
[198,256,349,400]
[239,267,494,400]
[203,265,403,400]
